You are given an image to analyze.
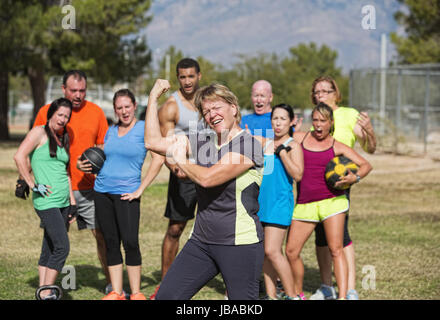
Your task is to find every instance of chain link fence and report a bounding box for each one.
[349,64,440,158]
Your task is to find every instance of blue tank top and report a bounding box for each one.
[257,137,294,226]
[94,121,147,194]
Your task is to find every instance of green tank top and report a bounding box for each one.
[30,139,70,210]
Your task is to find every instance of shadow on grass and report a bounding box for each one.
[142,269,227,297]
[142,265,323,298]
[25,263,322,300]
[27,264,153,300]
[256,264,322,298]
[302,265,323,294]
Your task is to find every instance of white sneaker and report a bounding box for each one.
[346,289,359,300]
[309,284,337,300]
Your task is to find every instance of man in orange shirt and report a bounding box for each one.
[32,70,110,291]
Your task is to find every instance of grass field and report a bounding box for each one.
[1,128,439,300]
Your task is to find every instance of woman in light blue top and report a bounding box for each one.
[255,104,304,300]
[87,89,164,300]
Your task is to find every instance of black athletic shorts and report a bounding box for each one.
[315,214,352,247]
[315,189,352,247]
[164,172,197,221]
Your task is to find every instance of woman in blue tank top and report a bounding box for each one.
[254,104,304,300]
[82,89,164,300]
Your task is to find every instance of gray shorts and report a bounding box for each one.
[73,189,97,230]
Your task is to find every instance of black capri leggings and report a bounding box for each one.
[35,206,70,272]
[94,192,141,266]
[156,239,264,300]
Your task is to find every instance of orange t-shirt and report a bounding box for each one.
[33,100,109,191]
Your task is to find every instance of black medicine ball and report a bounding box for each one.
[81,147,106,174]
[325,155,358,190]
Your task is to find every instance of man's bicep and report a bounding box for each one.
[158,101,177,137]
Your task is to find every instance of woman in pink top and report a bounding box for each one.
[285,103,372,300]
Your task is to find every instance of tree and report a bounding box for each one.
[391,0,440,64]
[280,42,345,109]
[0,0,153,139]
[223,43,346,112]
[143,43,347,115]
[0,0,41,139]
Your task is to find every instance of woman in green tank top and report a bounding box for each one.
[14,98,76,300]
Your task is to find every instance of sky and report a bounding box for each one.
[142,0,406,74]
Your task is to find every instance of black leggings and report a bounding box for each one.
[35,206,70,272]
[94,192,141,266]
[156,239,264,300]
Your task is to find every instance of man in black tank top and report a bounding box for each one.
[149,58,202,299]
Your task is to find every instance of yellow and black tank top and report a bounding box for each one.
[188,130,264,245]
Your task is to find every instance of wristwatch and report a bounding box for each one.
[355,174,361,183]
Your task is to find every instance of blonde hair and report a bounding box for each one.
[312,102,335,135]
[311,76,342,105]
[194,83,242,124]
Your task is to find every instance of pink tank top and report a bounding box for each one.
[297,133,344,204]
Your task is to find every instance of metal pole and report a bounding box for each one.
[379,34,387,135]
[396,69,402,130]
[424,70,431,154]
[349,70,353,107]
[396,69,402,154]
[372,70,377,114]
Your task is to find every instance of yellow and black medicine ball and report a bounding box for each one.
[325,156,359,190]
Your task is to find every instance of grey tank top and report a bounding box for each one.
[173,91,201,135]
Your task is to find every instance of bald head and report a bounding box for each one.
[251,80,273,115]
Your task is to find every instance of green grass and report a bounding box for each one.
[1,140,439,300]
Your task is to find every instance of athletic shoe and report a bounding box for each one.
[102,291,127,300]
[298,292,307,300]
[309,284,337,300]
[283,294,299,300]
[276,279,284,294]
[105,283,128,298]
[130,292,147,300]
[41,290,58,300]
[149,285,160,300]
[346,289,359,300]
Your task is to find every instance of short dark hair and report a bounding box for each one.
[176,58,200,74]
[62,70,87,87]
